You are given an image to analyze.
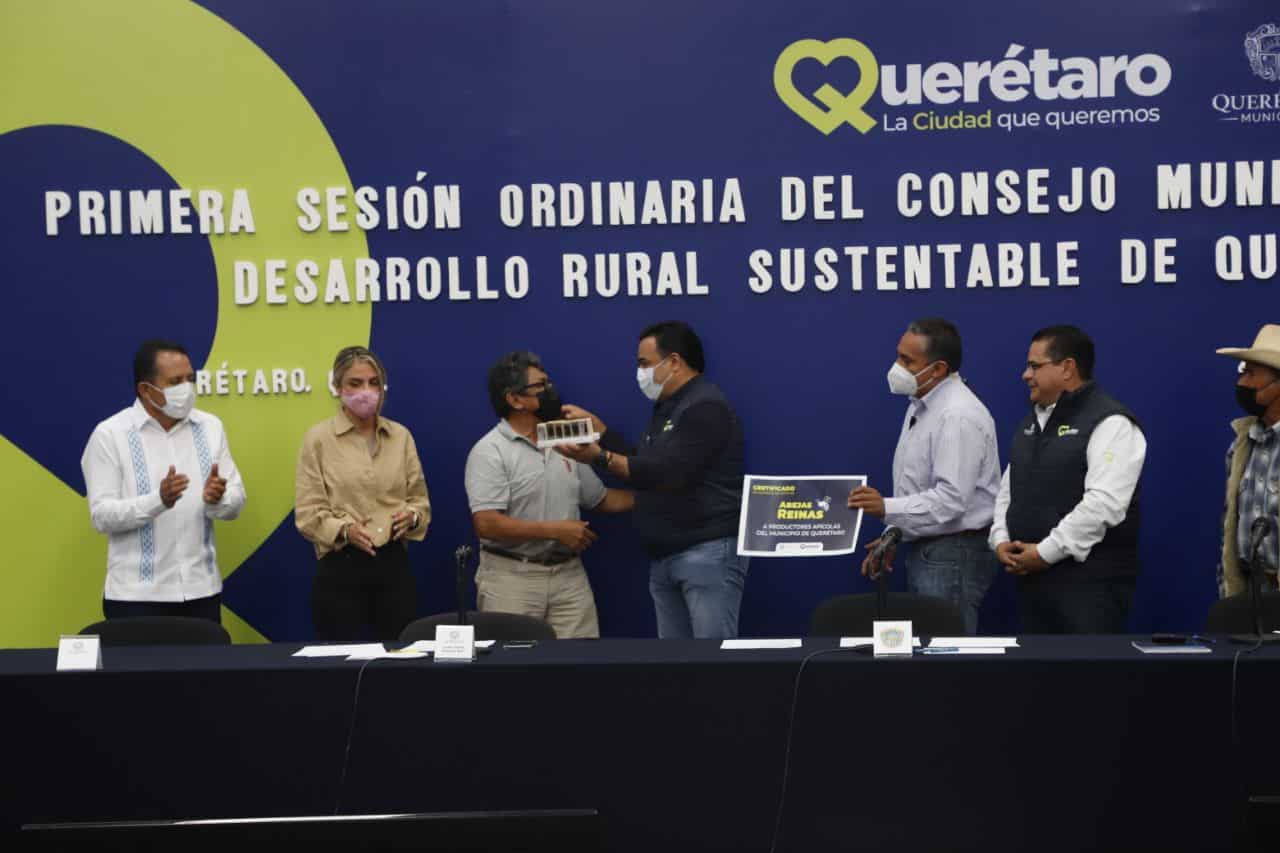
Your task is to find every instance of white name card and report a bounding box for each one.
[872,620,914,656]
[433,624,476,663]
[56,635,102,671]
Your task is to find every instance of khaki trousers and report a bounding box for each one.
[475,551,600,639]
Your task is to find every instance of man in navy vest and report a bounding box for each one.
[989,325,1147,633]
[559,321,748,638]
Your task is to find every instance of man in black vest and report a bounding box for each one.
[989,325,1147,633]
[559,321,748,638]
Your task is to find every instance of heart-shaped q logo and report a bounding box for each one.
[774,38,880,135]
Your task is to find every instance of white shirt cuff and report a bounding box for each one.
[142,491,167,518]
[881,497,907,522]
[1037,536,1066,565]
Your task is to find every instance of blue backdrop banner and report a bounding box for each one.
[1,0,1277,644]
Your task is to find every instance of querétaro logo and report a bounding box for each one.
[774,38,1172,136]
[1209,23,1280,124]
[1245,24,1280,82]
[773,38,880,134]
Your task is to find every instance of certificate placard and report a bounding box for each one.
[736,475,866,557]
[56,635,102,671]
[433,624,476,663]
[873,620,914,656]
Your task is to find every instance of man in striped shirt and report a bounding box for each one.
[1216,324,1280,597]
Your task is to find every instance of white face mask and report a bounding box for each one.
[145,381,195,420]
[886,362,939,396]
[636,356,671,401]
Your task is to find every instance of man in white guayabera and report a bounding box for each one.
[81,339,246,623]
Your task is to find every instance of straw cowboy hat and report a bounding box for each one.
[1216,324,1280,372]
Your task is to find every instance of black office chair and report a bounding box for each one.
[809,592,967,637]
[1204,591,1280,634]
[400,611,557,643]
[79,616,232,646]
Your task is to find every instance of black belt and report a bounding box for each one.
[481,545,573,566]
[915,526,990,546]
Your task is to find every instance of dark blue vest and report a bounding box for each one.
[1007,383,1142,579]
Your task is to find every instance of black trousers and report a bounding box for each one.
[312,542,416,643]
[102,594,222,624]
[1017,572,1136,633]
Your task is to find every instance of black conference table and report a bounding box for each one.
[1,636,1277,852]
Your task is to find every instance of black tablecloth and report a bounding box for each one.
[2,637,1276,852]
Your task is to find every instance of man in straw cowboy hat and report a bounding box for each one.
[1215,324,1280,597]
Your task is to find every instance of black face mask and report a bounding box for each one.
[1236,384,1269,418]
[534,386,563,422]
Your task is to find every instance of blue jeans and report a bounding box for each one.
[649,537,749,639]
[905,532,998,635]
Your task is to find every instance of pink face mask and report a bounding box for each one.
[342,389,380,420]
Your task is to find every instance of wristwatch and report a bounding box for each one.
[592,449,612,471]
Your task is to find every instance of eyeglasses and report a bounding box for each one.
[1024,359,1064,373]
[517,379,553,395]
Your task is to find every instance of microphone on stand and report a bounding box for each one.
[869,526,903,618]
[1230,517,1279,644]
[1249,516,1275,564]
[868,526,903,578]
[454,545,473,625]
[1244,518,1278,643]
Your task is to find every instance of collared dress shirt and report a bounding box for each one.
[464,419,607,561]
[882,375,1002,541]
[295,409,431,558]
[81,399,246,602]
[1233,418,1280,574]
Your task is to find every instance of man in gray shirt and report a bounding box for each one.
[849,318,1002,633]
[465,351,634,638]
